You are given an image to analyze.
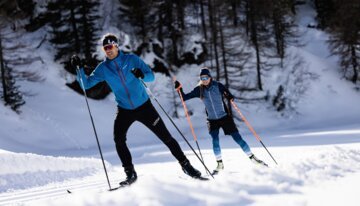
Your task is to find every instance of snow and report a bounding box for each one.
[1,1,360,206]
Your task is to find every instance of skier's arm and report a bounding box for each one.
[183,86,202,101]
[174,81,201,101]
[76,65,104,90]
[132,55,154,82]
[218,83,234,100]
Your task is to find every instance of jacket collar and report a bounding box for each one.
[105,51,123,62]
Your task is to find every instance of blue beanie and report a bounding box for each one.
[199,68,211,77]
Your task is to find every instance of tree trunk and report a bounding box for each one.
[249,0,263,90]
[0,36,8,103]
[199,0,208,40]
[69,1,80,53]
[218,16,228,87]
[245,0,250,37]
[208,0,220,80]
[231,0,238,26]
[80,0,91,60]
[272,6,285,67]
[157,12,164,45]
[176,1,185,30]
[351,45,358,84]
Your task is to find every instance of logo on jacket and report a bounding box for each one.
[153,117,160,126]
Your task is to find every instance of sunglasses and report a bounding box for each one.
[103,44,115,51]
[200,76,210,81]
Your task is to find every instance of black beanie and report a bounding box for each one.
[102,34,118,46]
[199,68,211,77]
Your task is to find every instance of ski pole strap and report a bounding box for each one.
[230,100,261,142]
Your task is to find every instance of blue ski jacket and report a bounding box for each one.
[180,80,234,120]
[76,51,154,110]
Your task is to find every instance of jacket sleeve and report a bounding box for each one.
[218,83,234,100]
[76,65,104,90]
[181,86,201,101]
[132,54,154,82]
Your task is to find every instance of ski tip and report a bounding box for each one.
[67,190,72,194]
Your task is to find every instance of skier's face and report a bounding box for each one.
[103,44,118,60]
[200,75,211,86]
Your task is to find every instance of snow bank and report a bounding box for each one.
[0,150,110,192]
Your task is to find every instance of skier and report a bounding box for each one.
[71,33,202,186]
[174,68,267,175]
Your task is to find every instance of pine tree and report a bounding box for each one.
[0,63,25,113]
[48,0,100,73]
[327,0,360,84]
[118,0,154,41]
[47,0,110,98]
[270,0,301,67]
[0,21,25,113]
[314,0,335,29]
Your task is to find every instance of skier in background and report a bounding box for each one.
[174,68,267,175]
[71,33,202,186]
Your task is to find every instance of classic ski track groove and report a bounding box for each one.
[0,178,121,205]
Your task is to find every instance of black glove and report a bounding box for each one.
[131,68,144,79]
[174,80,182,90]
[71,55,82,69]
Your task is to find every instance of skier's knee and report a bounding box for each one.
[114,135,127,145]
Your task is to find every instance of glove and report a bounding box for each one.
[131,68,144,79]
[71,55,82,69]
[174,80,182,90]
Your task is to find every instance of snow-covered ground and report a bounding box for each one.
[1,142,360,205]
[1,1,360,206]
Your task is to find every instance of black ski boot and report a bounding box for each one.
[120,166,137,186]
[249,154,268,167]
[180,159,201,178]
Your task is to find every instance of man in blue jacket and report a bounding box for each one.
[71,33,201,186]
[174,68,267,175]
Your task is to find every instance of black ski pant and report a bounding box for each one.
[114,99,187,169]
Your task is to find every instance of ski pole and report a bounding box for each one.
[175,80,205,162]
[230,100,278,165]
[167,71,206,167]
[140,79,214,178]
[77,67,113,190]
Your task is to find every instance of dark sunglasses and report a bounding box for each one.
[200,76,210,81]
[103,44,114,51]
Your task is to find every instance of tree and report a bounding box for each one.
[0,31,25,113]
[271,0,301,67]
[246,0,273,90]
[314,0,335,29]
[328,0,360,84]
[48,0,100,73]
[47,0,110,98]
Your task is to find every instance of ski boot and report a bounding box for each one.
[120,166,137,186]
[249,154,268,167]
[212,160,224,175]
[180,159,201,178]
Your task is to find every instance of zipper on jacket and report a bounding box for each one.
[114,61,134,109]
